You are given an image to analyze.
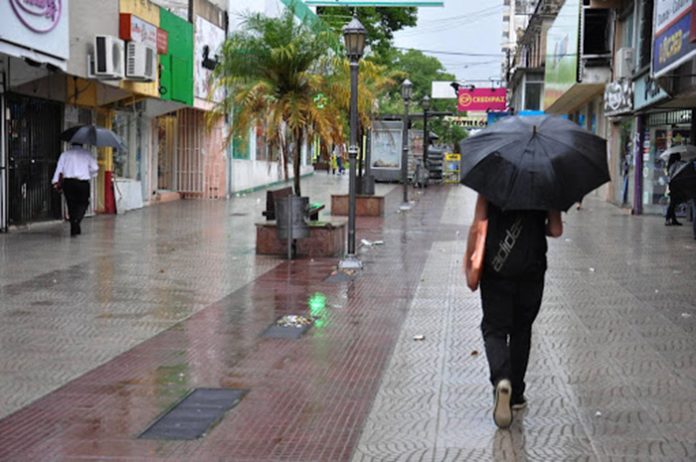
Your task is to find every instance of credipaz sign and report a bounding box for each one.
[652,0,696,77]
[304,1,443,6]
[457,88,506,112]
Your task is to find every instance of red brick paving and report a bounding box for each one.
[0,188,449,461]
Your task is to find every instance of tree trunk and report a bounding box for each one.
[293,129,302,196]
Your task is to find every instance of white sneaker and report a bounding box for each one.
[493,379,513,429]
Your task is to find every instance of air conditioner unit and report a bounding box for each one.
[93,35,125,80]
[615,47,635,80]
[126,42,157,82]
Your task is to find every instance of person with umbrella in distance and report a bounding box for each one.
[54,124,125,236]
[460,115,610,429]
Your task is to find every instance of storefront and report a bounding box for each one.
[0,0,70,229]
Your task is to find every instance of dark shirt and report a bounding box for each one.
[483,203,548,279]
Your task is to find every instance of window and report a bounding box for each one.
[524,82,542,111]
[583,9,612,56]
[637,0,653,69]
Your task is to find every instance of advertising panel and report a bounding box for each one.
[194,16,225,103]
[633,71,670,110]
[0,0,70,65]
[457,88,506,112]
[543,0,580,109]
[652,0,696,78]
[603,80,634,116]
[120,14,158,50]
[370,121,402,170]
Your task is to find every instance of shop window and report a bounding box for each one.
[637,0,654,69]
[232,134,249,160]
[524,82,542,111]
[583,9,612,56]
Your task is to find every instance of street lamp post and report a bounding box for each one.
[339,14,367,271]
[401,79,412,208]
[422,95,431,186]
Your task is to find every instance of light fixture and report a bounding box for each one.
[342,15,367,62]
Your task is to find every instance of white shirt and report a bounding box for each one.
[52,147,99,183]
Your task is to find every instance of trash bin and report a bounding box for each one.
[275,196,310,241]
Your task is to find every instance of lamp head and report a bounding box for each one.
[422,95,431,111]
[401,79,413,102]
[343,14,367,61]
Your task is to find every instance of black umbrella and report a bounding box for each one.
[459,115,610,212]
[60,124,126,150]
[669,161,696,201]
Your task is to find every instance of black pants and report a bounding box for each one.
[62,178,90,234]
[480,273,545,399]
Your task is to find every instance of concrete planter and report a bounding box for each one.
[255,220,346,258]
[331,194,385,217]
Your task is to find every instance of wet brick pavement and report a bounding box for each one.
[0,174,695,461]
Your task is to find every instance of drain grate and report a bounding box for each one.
[140,388,246,440]
[261,315,313,339]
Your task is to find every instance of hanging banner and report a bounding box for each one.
[457,88,506,112]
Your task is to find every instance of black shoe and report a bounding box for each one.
[493,379,513,429]
[70,223,79,236]
[672,221,683,226]
[511,395,527,410]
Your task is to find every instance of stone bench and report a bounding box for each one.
[255,219,346,258]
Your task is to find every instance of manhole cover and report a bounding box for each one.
[140,388,247,440]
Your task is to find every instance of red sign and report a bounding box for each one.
[457,87,506,112]
[156,28,168,54]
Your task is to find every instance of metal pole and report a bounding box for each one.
[0,71,6,232]
[339,60,363,270]
[401,100,409,204]
[347,60,359,256]
[423,107,428,183]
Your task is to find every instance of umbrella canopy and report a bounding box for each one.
[659,145,696,162]
[60,124,126,150]
[459,115,610,212]
[669,161,696,201]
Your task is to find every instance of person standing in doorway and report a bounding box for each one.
[52,143,99,236]
[467,194,563,429]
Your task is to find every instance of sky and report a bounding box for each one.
[392,0,504,85]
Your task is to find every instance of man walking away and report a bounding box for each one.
[52,143,99,236]
[470,194,563,429]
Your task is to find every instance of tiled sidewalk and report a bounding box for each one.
[0,175,695,461]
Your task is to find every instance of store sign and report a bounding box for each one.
[603,80,633,116]
[304,1,443,6]
[634,71,670,110]
[156,28,168,54]
[0,0,69,63]
[120,14,159,51]
[652,0,696,77]
[457,88,506,112]
[194,16,225,103]
[444,116,488,129]
[10,0,62,33]
[543,0,580,109]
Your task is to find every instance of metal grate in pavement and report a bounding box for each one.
[261,316,313,339]
[139,388,247,440]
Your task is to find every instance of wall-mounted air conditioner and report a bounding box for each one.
[126,42,157,82]
[615,47,635,79]
[91,35,125,80]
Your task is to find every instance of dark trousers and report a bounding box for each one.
[62,178,90,235]
[480,273,545,398]
[665,195,680,223]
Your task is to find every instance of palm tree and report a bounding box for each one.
[211,7,343,196]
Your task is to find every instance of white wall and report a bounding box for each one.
[230,160,313,193]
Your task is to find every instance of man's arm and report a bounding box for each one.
[546,210,563,237]
[51,154,65,185]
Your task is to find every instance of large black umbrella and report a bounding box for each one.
[669,161,696,201]
[60,124,126,150]
[459,115,609,212]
